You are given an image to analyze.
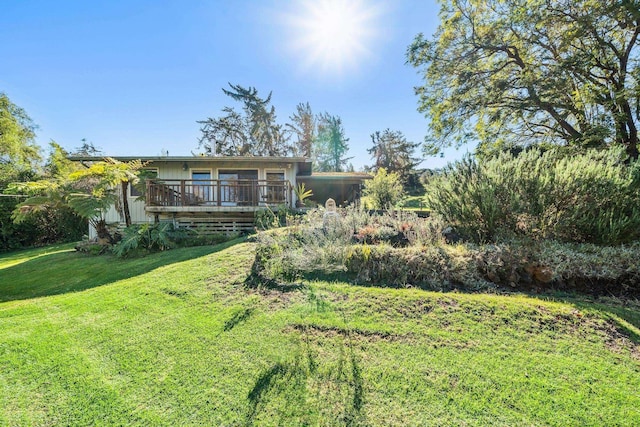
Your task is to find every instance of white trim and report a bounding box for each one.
[264,168,286,181]
[190,168,213,179]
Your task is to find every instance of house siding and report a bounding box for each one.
[89,159,299,238]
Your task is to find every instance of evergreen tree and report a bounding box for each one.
[367,129,420,184]
[198,107,249,155]
[72,139,103,157]
[286,102,316,157]
[314,113,352,172]
[197,84,291,156]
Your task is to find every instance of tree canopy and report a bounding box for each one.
[287,102,316,158]
[407,0,640,159]
[197,83,291,156]
[314,113,352,172]
[367,129,420,184]
[363,168,406,209]
[12,156,145,238]
[0,93,41,186]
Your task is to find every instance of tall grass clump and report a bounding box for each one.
[427,147,640,244]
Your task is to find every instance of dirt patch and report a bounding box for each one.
[287,323,412,343]
[597,319,640,361]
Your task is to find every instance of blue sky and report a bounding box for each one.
[1,0,468,170]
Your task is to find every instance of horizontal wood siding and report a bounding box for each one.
[88,159,300,236]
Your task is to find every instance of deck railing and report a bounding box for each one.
[146,179,291,208]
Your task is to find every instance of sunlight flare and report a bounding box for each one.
[283,0,383,75]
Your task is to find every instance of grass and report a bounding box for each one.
[1,242,639,426]
[360,194,429,211]
[397,195,428,210]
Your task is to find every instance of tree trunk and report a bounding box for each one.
[121,182,132,227]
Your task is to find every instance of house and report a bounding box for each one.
[69,155,371,235]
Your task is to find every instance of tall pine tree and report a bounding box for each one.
[314,113,352,172]
[286,102,315,157]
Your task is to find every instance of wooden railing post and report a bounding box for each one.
[146,179,151,206]
[180,180,186,207]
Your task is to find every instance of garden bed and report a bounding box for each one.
[254,208,640,298]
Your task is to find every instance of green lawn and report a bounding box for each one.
[1,242,639,426]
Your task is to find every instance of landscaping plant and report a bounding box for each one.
[362,168,405,209]
[426,147,640,244]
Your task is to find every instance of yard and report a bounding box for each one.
[1,241,639,426]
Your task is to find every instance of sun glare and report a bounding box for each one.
[283,0,382,76]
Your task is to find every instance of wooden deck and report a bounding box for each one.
[145,179,291,213]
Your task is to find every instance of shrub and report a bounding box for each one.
[427,148,640,244]
[346,240,640,297]
[344,244,487,290]
[254,205,298,230]
[253,208,640,297]
[112,222,193,257]
[0,196,86,252]
[253,207,446,283]
[363,168,405,209]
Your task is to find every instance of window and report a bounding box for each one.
[130,169,157,197]
[219,169,258,206]
[266,172,285,203]
[191,171,212,203]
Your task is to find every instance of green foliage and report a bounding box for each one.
[111,222,240,258]
[197,83,291,156]
[254,207,444,283]
[344,244,483,290]
[0,93,41,184]
[69,157,145,227]
[397,195,426,209]
[112,222,193,257]
[254,205,297,230]
[2,143,86,251]
[313,113,352,172]
[0,92,41,246]
[407,0,640,158]
[363,168,405,209]
[367,129,420,184]
[293,182,313,204]
[1,242,639,424]
[343,238,640,296]
[428,148,640,244]
[12,156,146,242]
[286,102,315,157]
[254,206,640,296]
[0,195,85,252]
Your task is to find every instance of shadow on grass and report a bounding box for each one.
[546,295,640,344]
[0,238,244,303]
[244,327,366,427]
[223,307,255,332]
[245,361,295,425]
